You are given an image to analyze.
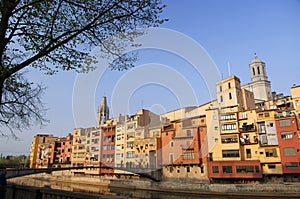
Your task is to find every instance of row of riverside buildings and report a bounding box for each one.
[29,55,300,183]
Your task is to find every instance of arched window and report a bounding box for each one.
[257,66,260,75]
[252,67,255,76]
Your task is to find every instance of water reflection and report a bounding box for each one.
[9,177,283,199]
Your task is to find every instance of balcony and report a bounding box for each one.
[240,136,258,145]
[239,123,255,133]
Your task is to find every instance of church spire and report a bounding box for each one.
[97,96,109,127]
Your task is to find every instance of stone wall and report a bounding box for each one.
[5,184,121,199]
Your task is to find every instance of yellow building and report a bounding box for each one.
[291,85,300,127]
[29,134,58,168]
[210,76,256,162]
[256,109,282,175]
[238,110,259,161]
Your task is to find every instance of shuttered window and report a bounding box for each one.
[283,148,296,156]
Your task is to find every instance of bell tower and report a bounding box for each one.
[246,54,272,101]
[97,96,109,127]
[250,53,268,82]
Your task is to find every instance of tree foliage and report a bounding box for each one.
[0,0,166,135]
[0,154,29,168]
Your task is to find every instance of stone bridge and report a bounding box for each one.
[5,166,162,182]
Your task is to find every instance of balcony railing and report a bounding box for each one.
[239,124,256,132]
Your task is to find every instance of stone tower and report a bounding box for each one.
[97,96,109,127]
[242,54,272,102]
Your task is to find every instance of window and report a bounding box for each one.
[296,100,299,106]
[229,92,232,100]
[212,166,219,173]
[186,141,190,147]
[228,82,231,89]
[222,150,239,158]
[127,141,134,148]
[170,141,174,147]
[265,148,277,157]
[183,152,194,160]
[214,126,218,130]
[222,166,232,173]
[126,151,134,158]
[186,130,191,137]
[246,149,251,158]
[221,123,237,131]
[255,166,260,173]
[268,164,276,169]
[241,112,247,119]
[281,132,293,140]
[257,66,260,75]
[221,135,238,143]
[187,167,190,173]
[220,95,223,103]
[220,114,236,121]
[284,148,296,156]
[236,166,254,173]
[264,112,270,117]
[286,162,298,168]
[280,119,291,127]
[219,86,222,92]
[252,67,255,76]
[169,153,174,164]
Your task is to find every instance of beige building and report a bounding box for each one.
[72,127,94,168]
[114,109,161,174]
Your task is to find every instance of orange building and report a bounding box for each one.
[161,114,208,180]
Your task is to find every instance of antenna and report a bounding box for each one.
[227,61,231,77]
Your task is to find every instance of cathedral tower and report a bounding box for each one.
[242,54,272,102]
[97,96,109,127]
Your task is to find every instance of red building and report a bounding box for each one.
[208,160,262,179]
[276,116,300,174]
[100,125,116,174]
[50,134,73,166]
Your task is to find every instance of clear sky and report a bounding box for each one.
[1,0,300,156]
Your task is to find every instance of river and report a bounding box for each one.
[8,177,297,199]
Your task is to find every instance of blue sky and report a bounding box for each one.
[1,0,300,156]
